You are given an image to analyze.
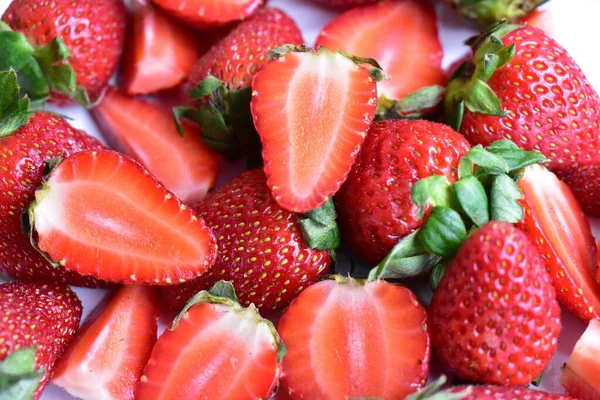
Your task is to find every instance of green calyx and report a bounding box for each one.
[376,85,446,121]
[0,22,91,107]
[299,199,341,256]
[443,21,521,132]
[0,69,34,137]
[405,376,472,400]
[451,0,549,26]
[368,139,546,282]
[0,346,43,400]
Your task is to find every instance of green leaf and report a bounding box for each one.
[226,88,262,168]
[299,199,340,251]
[463,144,509,173]
[411,175,455,218]
[189,75,223,99]
[0,31,35,71]
[486,139,547,172]
[489,173,524,223]
[268,44,309,60]
[464,78,505,116]
[32,37,72,72]
[47,64,76,94]
[443,92,465,132]
[0,347,43,400]
[0,114,32,137]
[172,106,194,136]
[378,85,446,120]
[16,58,50,102]
[418,206,467,257]
[453,176,489,227]
[0,69,22,120]
[430,263,448,290]
[458,157,474,179]
[405,375,472,400]
[207,280,238,302]
[195,103,240,157]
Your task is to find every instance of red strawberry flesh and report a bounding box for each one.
[561,318,600,400]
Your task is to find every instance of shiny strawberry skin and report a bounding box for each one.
[0,281,83,400]
[160,170,331,313]
[2,0,127,100]
[452,385,573,399]
[0,112,105,286]
[335,120,470,264]
[429,222,561,386]
[152,0,264,27]
[188,7,303,91]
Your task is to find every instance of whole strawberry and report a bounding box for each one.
[429,221,561,386]
[443,0,546,26]
[2,0,126,104]
[0,70,105,286]
[0,281,82,399]
[160,169,334,313]
[445,24,600,216]
[335,120,470,264]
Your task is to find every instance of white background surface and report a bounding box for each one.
[0,0,599,398]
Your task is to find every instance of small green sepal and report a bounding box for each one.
[418,206,467,258]
[376,85,445,120]
[405,375,472,400]
[0,69,33,137]
[299,199,340,251]
[0,346,43,400]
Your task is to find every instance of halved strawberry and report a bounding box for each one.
[250,46,378,213]
[92,87,219,204]
[152,0,263,27]
[316,0,444,101]
[561,319,600,399]
[278,277,429,399]
[122,0,200,95]
[28,149,217,285]
[52,286,159,400]
[137,281,283,399]
[517,164,600,320]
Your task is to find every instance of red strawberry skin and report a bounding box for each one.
[2,0,127,100]
[188,7,303,91]
[152,0,264,27]
[458,26,600,216]
[452,385,573,399]
[160,170,331,313]
[0,112,105,286]
[335,120,470,264]
[0,281,83,399]
[429,222,561,386]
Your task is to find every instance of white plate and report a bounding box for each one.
[0,0,599,398]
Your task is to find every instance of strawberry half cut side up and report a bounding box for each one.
[562,318,600,400]
[251,45,380,213]
[517,164,600,320]
[137,281,284,400]
[152,0,264,27]
[27,149,217,285]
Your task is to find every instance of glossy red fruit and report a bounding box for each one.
[0,282,82,399]
[137,282,283,400]
[561,318,600,400]
[316,0,444,101]
[160,170,331,312]
[451,385,573,399]
[251,47,378,213]
[123,0,199,94]
[0,112,105,286]
[52,286,159,400]
[335,120,470,264]
[151,0,263,27]
[429,221,561,386]
[278,277,430,399]
[92,87,219,204]
[517,164,600,320]
[29,149,217,285]
[309,0,379,9]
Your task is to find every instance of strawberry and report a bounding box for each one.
[251,46,379,213]
[0,281,82,399]
[92,87,219,204]
[309,0,380,9]
[52,286,159,400]
[152,0,263,27]
[160,169,333,312]
[517,9,554,37]
[429,221,561,386]
[137,281,284,400]
[278,277,430,399]
[517,164,600,320]
[335,120,470,265]
[561,318,600,400]
[444,24,600,216]
[443,0,546,26]
[27,149,217,285]
[0,70,105,286]
[1,0,126,104]
[122,0,200,95]
[316,0,444,102]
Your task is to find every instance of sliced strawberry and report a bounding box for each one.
[278,277,429,399]
[562,319,600,399]
[137,282,283,399]
[316,0,443,101]
[250,47,378,212]
[517,9,554,38]
[52,286,159,400]
[92,87,219,204]
[29,149,217,285]
[517,164,600,320]
[152,0,263,27]
[122,0,200,95]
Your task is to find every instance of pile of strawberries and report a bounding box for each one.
[0,0,599,399]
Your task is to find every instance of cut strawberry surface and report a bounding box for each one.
[93,88,219,204]
[123,0,199,94]
[278,277,429,399]
[152,0,263,27]
[29,150,217,285]
[517,164,600,320]
[251,47,378,213]
[316,0,443,101]
[562,319,600,399]
[52,286,159,400]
